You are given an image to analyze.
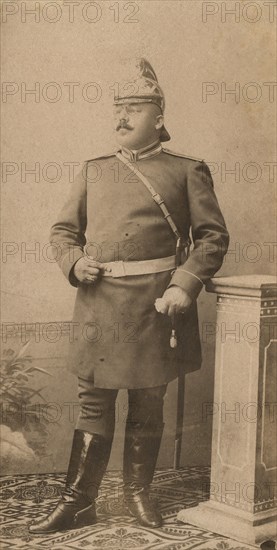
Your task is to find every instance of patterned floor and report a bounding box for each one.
[0,468,266,550]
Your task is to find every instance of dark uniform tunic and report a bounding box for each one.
[50,143,229,389]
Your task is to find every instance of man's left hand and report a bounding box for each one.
[155,286,192,318]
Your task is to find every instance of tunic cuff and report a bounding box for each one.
[168,268,203,301]
[60,249,84,287]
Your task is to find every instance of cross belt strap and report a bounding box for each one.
[117,151,179,237]
[116,152,190,266]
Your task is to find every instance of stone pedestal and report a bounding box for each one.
[177,275,277,546]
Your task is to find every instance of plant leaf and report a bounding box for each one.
[13,341,31,360]
[30,366,53,377]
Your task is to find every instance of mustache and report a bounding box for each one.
[116,121,134,131]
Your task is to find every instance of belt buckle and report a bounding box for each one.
[111,261,126,278]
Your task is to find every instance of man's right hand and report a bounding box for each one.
[73,256,102,284]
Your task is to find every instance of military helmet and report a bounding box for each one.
[113,58,170,142]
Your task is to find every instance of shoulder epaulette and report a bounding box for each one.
[162,148,204,162]
[86,152,116,162]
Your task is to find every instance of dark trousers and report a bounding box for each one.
[76,378,167,439]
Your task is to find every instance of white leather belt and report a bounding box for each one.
[101,255,176,278]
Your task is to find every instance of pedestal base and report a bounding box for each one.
[177,501,277,547]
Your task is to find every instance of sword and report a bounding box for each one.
[169,310,185,470]
[154,302,186,470]
[155,237,190,470]
[170,311,185,470]
[173,364,185,470]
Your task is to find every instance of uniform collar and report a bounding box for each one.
[120,140,162,161]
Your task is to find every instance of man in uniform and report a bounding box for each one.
[29,59,229,534]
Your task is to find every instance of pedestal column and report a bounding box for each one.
[177,275,277,546]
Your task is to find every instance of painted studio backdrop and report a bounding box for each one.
[1,0,275,473]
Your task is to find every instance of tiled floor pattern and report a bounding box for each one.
[0,468,268,549]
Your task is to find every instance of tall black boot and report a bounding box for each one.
[29,429,113,534]
[123,420,164,528]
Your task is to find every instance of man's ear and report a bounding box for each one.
[155,115,164,130]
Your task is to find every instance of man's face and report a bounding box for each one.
[113,102,163,149]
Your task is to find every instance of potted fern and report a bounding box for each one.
[0,341,54,472]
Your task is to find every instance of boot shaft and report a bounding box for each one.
[123,421,164,487]
[65,429,113,502]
